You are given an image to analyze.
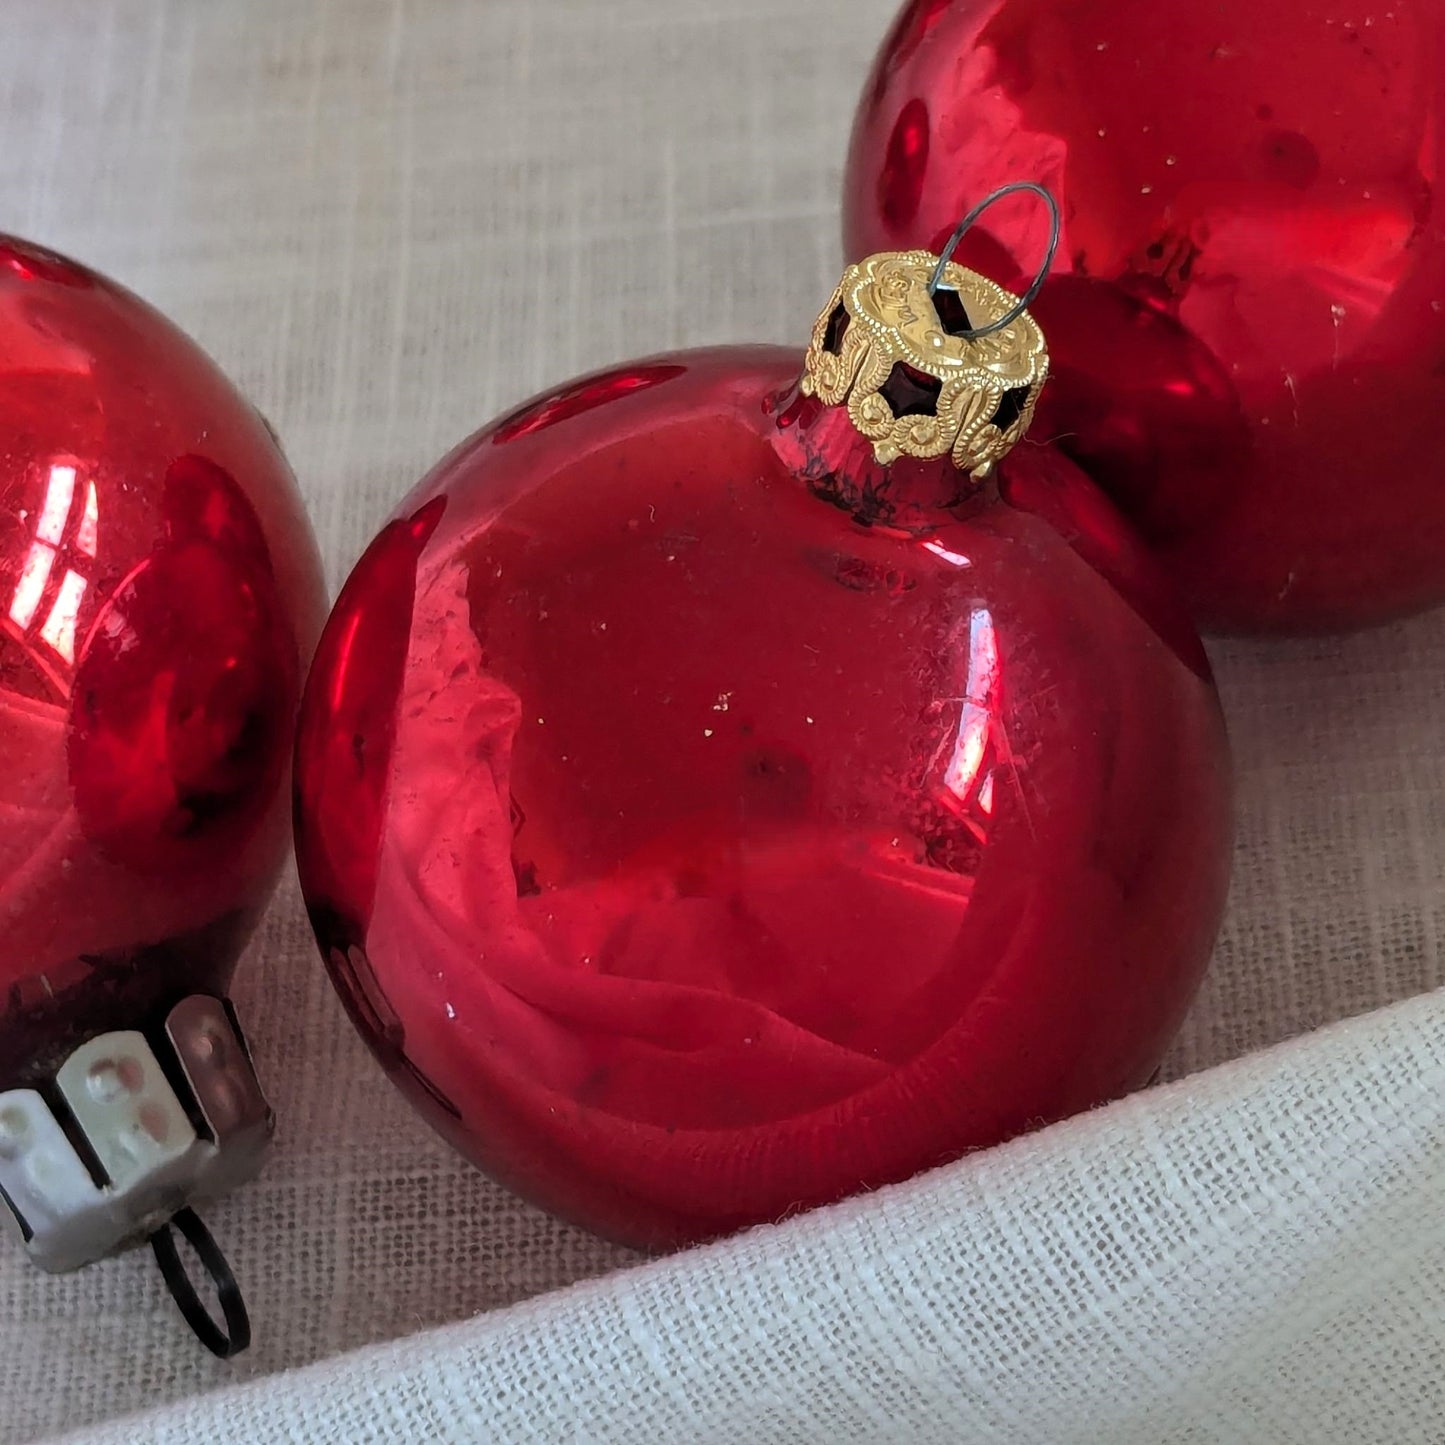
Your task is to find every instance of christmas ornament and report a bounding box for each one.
[0,234,325,1353]
[295,194,1232,1251]
[843,0,1445,633]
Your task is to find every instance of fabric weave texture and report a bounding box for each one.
[2,2,1444,1441]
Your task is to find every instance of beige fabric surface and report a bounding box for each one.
[1,1,1443,1441]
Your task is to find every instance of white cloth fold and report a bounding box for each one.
[49,988,1445,1445]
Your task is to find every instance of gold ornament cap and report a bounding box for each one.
[801,183,1058,479]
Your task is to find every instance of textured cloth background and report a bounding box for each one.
[49,993,1445,1445]
[1,1,1443,1442]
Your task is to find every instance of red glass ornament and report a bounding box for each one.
[844,0,1445,632]
[295,344,1232,1250]
[0,234,326,1088]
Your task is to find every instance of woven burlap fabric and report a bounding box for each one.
[2,1,1444,1441]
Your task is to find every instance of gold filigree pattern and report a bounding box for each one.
[801,251,1049,477]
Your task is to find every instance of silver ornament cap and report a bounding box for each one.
[0,995,271,1277]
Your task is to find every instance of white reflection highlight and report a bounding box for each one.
[922,538,972,568]
[941,608,1000,807]
[9,542,54,630]
[39,569,87,664]
[75,480,98,558]
[36,464,76,545]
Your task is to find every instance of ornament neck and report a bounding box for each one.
[767,379,987,530]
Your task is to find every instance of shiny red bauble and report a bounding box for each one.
[295,345,1232,1249]
[844,0,1445,632]
[0,235,325,1087]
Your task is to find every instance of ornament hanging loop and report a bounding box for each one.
[928,181,1061,338]
[150,1207,252,1360]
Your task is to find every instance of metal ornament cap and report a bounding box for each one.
[0,995,272,1274]
[801,251,1049,476]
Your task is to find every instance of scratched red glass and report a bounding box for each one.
[295,347,1232,1249]
[845,0,1445,631]
[0,235,325,1086]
